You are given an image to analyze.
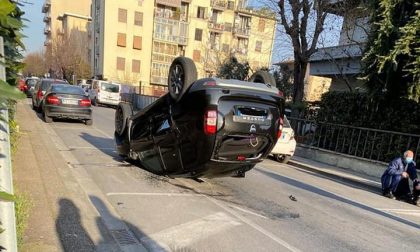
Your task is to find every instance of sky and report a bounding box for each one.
[21,1,44,54]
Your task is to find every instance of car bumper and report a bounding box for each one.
[45,105,92,120]
[271,139,296,157]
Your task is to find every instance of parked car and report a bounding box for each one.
[42,84,93,125]
[32,79,67,112]
[271,116,296,163]
[24,77,40,97]
[89,80,123,107]
[114,57,285,178]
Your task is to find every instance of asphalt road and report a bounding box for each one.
[29,101,420,252]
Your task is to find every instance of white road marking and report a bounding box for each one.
[93,125,114,139]
[140,212,241,251]
[107,192,205,197]
[378,208,420,216]
[179,179,302,252]
[228,204,269,220]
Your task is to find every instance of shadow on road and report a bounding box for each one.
[56,197,167,252]
[79,132,125,162]
[256,168,420,230]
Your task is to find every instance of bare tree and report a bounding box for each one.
[46,29,91,81]
[276,0,333,105]
[23,50,48,77]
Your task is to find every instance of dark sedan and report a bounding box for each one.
[32,78,68,112]
[115,57,284,178]
[42,84,93,125]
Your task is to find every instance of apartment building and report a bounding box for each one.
[42,0,92,62]
[91,0,276,96]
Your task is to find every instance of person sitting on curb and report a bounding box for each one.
[381,150,420,205]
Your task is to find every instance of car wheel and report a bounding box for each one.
[249,70,276,87]
[44,112,53,123]
[275,154,291,164]
[37,102,43,113]
[92,97,97,106]
[32,100,37,111]
[168,56,197,102]
[115,103,133,136]
[85,119,93,126]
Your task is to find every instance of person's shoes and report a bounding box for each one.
[383,192,396,200]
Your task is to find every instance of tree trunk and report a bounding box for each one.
[292,59,307,104]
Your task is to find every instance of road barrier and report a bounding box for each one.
[289,117,420,164]
[0,35,18,252]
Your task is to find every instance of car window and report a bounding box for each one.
[101,83,120,93]
[26,79,38,87]
[283,116,291,128]
[51,85,85,95]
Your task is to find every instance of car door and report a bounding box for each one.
[151,106,183,174]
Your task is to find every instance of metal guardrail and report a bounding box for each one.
[289,117,420,164]
[0,108,18,252]
[0,36,17,252]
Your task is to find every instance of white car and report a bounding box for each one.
[271,116,296,163]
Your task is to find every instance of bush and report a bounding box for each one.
[317,92,420,134]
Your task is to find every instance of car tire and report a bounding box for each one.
[44,112,53,123]
[37,102,43,113]
[115,103,133,136]
[275,154,291,164]
[92,97,97,106]
[249,70,276,87]
[32,100,37,111]
[168,57,197,102]
[85,119,93,126]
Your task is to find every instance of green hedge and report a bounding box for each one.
[317,92,420,135]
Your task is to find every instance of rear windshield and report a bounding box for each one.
[101,83,120,93]
[284,116,291,128]
[41,80,67,90]
[51,85,85,95]
[26,79,38,87]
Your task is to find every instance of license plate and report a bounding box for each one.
[61,99,78,105]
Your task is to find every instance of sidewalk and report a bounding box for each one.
[12,102,120,252]
[289,155,382,193]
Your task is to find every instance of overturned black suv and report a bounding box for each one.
[115,57,284,178]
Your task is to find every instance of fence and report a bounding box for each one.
[289,117,420,164]
[0,36,18,252]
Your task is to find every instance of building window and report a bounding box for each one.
[227,1,234,10]
[132,60,141,73]
[197,7,205,19]
[258,19,265,32]
[194,29,202,41]
[193,50,201,62]
[118,8,127,23]
[222,43,229,53]
[117,33,126,47]
[133,36,142,50]
[255,41,262,52]
[117,57,125,70]
[134,12,143,26]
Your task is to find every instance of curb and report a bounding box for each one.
[288,160,382,193]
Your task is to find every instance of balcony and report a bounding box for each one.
[44,39,51,46]
[42,1,51,13]
[44,27,51,35]
[211,0,226,11]
[325,0,361,15]
[154,17,188,45]
[156,0,181,8]
[208,21,224,32]
[151,75,167,86]
[43,14,51,23]
[233,26,250,37]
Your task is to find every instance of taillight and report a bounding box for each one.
[80,98,91,106]
[46,95,59,105]
[278,90,284,97]
[277,116,284,139]
[37,90,43,99]
[204,109,217,135]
